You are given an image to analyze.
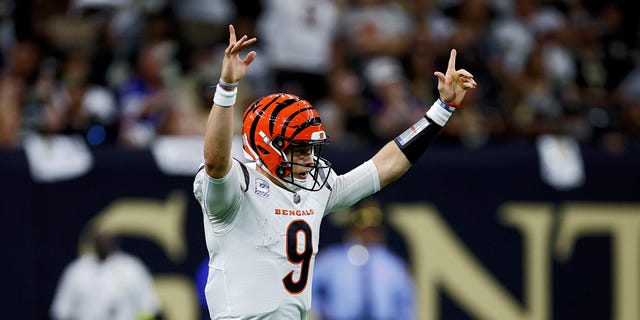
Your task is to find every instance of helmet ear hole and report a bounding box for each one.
[273,136,285,149]
[276,165,287,177]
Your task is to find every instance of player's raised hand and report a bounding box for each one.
[220,25,257,84]
[434,49,477,107]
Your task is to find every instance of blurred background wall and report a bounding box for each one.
[2,143,639,319]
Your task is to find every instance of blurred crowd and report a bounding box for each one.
[0,0,638,153]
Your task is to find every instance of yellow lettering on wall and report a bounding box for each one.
[556,203,640,320]
[389,202,552,320]
[500,203,553,320]
[154,275,199,320]
[74,195,640,320]
[78,190,187,262]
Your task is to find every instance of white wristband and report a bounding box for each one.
[426,100,454,126]
[213,85,237,107]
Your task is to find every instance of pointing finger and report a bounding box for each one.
[447,49,457,73]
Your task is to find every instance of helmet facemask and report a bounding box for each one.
[273,135,332,192]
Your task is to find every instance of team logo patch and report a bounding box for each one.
[255,178,270,198]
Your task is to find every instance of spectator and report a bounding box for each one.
[405,29,439,109]
[174,0,236,49]
[508,45,583,142]
[413,0,455,44]
[257,0,341,104]
[488,0,537,76]
[50,230,162,320]
[117,42,179,147]
[2,0,639,150]
[363,56,425,142]
[39,50,118,146]
[0,40,38,148]
[170,46,217,137]
[337,0,413,69]
[315,67,374,147]
[0,72,23,148]
[312,198,415,320]
[614,50,640,151]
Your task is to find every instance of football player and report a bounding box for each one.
[193,25,477,319]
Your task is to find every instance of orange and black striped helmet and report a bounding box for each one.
[242,93,331,191]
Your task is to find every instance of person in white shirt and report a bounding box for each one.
[193,24,477,320]
[50,231,161,320]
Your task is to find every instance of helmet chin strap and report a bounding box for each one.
[255,159,307,193]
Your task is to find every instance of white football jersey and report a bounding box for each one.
[193,159,380,319]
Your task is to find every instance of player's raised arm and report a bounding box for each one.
[372,49,477,187]
[203,25,256,178]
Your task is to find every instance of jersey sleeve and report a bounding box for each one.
[325,159,380,214]
[193,161,245,227]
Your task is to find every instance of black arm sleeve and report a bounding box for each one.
[393,116,443,164]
